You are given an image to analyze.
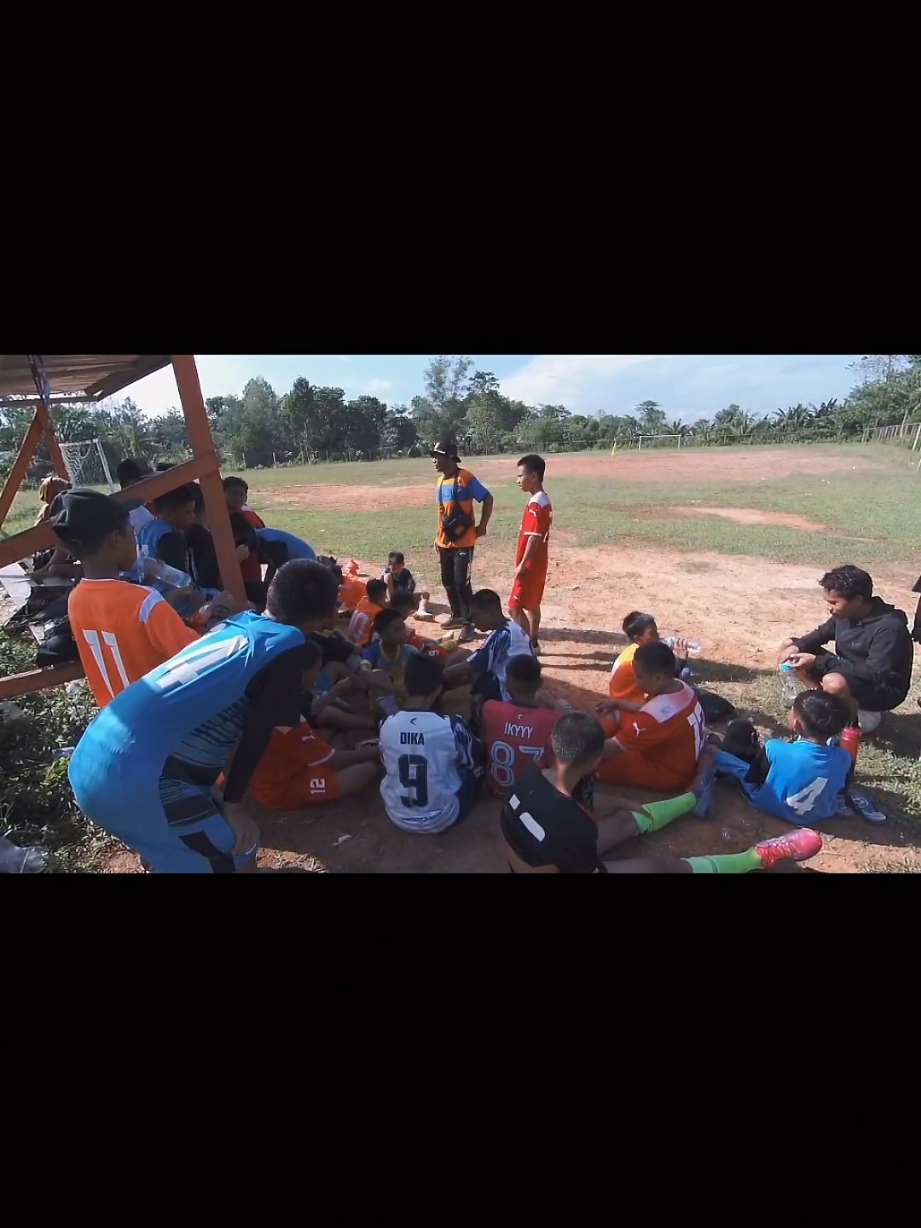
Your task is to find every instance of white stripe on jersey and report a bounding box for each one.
[379,709,470,833]
[471,620,533,702]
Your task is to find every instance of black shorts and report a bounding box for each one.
[809,652,905,712]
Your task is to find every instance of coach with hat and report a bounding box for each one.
[432,438,494,643]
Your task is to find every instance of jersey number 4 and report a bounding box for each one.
[398,753,429,809]
[785,776,829,817]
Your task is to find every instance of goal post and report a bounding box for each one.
[59,439,116,491]
[636,434,684,450]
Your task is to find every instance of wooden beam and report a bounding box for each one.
[0,661,85,700]
[171,355,245,605]
[0,411,44,529]
[0,453,220,569]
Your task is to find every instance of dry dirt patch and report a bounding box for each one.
[673,506,827,531]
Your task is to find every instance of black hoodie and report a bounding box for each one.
[793,597,913,703]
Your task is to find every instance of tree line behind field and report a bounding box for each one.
[3,354,920,479]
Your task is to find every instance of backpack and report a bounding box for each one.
[694,686,737,725]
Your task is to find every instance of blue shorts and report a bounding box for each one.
[68,761,257,874]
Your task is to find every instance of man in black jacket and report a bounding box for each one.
[779,564,913,730]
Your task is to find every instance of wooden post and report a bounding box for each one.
[170,355,245,606]
[0,410,44,528]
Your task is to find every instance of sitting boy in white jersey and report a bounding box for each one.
[713,689,854,826]
[378,654,484,834]
[442,588,533,706]
[480,654,572,795]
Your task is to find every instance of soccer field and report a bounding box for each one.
[173,443,921,873]
[8,442,921,873]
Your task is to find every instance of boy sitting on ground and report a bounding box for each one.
[378,655,484,834]
[597,611,690,716]
[382,551,433,619]
[250,640,381,812]
[596,640,707,804]
[501,711,823,874]
[349,578,388,648]
[388,590,469,667]
[442,588,534,706]
[713,690,853,827]
[224,476,265,597]
[480,654,572,795]
[360,608,421,717]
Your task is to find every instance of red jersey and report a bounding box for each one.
[599,681,705,791]
[481,700,561,794]
[515,491,552,573]
[67,578,198,708]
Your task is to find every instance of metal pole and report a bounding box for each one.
[96,439,116,491]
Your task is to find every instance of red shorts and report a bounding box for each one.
[254,765,341,811]
[509,569,547,611]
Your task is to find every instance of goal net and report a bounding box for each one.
[636,434,685,450]
[60,439,116,491]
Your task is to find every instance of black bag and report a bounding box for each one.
[440,474,474,542]
[35,616,80,666]
[694,687,737,724]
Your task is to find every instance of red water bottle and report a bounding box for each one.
[840,726,861,764]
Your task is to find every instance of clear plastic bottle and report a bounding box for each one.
[779,662,798,708]
[663,635,701,653]
[139,556,193,589]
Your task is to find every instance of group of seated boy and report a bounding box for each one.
[37,466,898,875]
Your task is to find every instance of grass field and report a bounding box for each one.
[4,441,921,873]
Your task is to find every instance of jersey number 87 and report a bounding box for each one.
[489,740,544,790]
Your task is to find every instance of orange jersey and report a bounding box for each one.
[599,681,705,791]
[238,508,266,582]
[435,468,490,550]
[481,700,561,795]
[338,576,367,612]
[608,642,644,704]
[515,491,552,574]
[405,626,449,661]
[67,578,198,708]
[348,596,385,647]
[250,722,339,810]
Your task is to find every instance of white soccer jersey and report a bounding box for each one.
[468,619,533,702]
[379,709,478,834]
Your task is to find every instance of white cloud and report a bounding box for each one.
[501,354,660,410]
[122,356,260,416]
[362,378,393,395]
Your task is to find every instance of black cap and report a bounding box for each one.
[432,438,460,460]
[49,489,129,550]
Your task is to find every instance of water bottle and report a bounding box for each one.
[663,635,701,653]
[139,556,193,589]
[779,662,798,708]
[839,726,861,764]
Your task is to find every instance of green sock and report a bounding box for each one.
[632,792,696,835]
[684,849,762,874]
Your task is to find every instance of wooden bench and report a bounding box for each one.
[0,562,85,697]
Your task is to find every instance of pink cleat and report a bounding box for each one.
[754,827,822,870]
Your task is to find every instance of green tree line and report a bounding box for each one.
[3,354,921,479]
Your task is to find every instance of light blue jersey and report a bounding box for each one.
[256,528,316,561]
[716,738,852,827]
[69,612,305,797]
[136,517,177,559]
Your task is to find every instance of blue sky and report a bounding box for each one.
[126,355,865,422]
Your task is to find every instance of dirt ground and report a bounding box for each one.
[15,445,918,874]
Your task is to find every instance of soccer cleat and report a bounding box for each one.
[753,827,822,870]
[847,789,887,824]
[457,624,477,644]
[857,709,882,734]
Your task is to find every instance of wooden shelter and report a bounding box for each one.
[0,355,245,700]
